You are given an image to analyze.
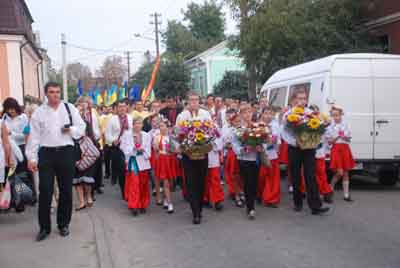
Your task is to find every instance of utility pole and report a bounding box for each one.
[150,13,161,56]
[125,51,131,80]
[61,33,68,101]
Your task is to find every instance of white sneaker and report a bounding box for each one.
[167,203,174,214]
[289,186,293,193]
[163,200,169,209]
[248,210,256,220]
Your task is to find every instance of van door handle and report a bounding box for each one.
[376,120,389,124]
[370,131,374,136]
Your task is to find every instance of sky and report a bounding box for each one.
[26,0,238,75]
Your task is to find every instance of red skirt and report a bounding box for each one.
[279,141,289,164]
[262,159,281,205]
[173,154,183,177]
[125,170,150,209]
[315,158,333,195]
[330,144,356,171]
[224,149,240,195]
[155,154,177,180]
[150,149,157,169]
[258,165,268,199]
[204,167,225,204]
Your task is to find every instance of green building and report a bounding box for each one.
[185,41,245,96]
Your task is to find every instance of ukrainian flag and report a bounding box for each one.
[109,84,118,105]
[96,88,103,105]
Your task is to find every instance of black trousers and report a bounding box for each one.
[239,160,259,212]
[103,144,112,178]
[93,156,103,191]
[182,155,208,218]
[111,146,125,198]
[38,146,75,231]
[288,146,322,210]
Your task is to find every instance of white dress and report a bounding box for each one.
[0,120,5,183]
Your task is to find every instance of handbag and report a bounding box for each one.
[64,102,82,161]
[10,173,33,210]
[76,136,100,171]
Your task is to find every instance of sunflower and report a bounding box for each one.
[293,106,305,115]
[195,132,205,142]
[308,118,321,129]
[192,120,202,128]
[287,114,301,123]
[179,120,189,127]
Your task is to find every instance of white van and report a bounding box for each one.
[260,53,400,186]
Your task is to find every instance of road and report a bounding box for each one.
[1,176,400,268]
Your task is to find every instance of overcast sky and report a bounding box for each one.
[26,0,237,74]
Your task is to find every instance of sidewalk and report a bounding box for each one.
[0,205,98,268]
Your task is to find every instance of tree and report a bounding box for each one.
[66,62,92,85]
[162,20,198,57]
[130,53,190,99]
[96,55,127,87]
[214,71,248,100]
[184,0,226,45]
[226,0,380,99]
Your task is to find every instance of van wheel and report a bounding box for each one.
[378,166,399,186]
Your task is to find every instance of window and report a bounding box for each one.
[268,87,287,108]
[288,83,310,105]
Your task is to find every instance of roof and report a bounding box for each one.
[21,0,34,23]
[264,53,400,87]
[184,40,228,64]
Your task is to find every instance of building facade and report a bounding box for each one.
[185,41,245,96]
[0,0,49,105]
[363,0,400,54]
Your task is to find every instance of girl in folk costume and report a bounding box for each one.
[259,107,281,207]
[232,105,264,220]
[204,134,225,211]
[153,119,176,213]
[309,105,333,203]
[328,106,356,202]
[120,117,152,216]
[222,109,244,207]
[148,115,161,197]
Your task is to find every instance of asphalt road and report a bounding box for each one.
[1,175,400,268]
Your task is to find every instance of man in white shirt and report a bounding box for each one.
[105,100,132,198]
[26,82,86,241]
[282,89,329,215]
[176,91,211,225]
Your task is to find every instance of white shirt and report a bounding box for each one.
[105,114,133,145]
[120,130,151,171]
[264,120,281,160]
[208,137,223,168]
[3,113,28,145]
[327,121,352,145]
[175,109,212,126]
[316,133,329,159]
[26,102,86,163]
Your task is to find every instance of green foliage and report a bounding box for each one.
[227,0,381,87]
[184,0,226,44]
[213,71,249,100]
[130,53,190,99]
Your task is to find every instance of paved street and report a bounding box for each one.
[1,176,400,268]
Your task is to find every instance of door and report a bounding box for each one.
[372,59,400,159]
[330,59,374,160]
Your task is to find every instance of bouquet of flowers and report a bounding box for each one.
[236,122,271,167]
[286,106,330,149]
[173,119,220,160]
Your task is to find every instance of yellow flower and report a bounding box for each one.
[320,113,330,123]
[293,106,304,115]
[195,132,205,141]
[308,118,321,129]
[204,120,212,128]
[192,120,202,128]
[287,114,300,123]
[179,120,189,127]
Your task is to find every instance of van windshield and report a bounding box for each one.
[269,87,287,108]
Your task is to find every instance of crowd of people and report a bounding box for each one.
[0,81,356,241]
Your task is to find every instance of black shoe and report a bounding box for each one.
[215,202,223,211]
[203,202,212,209]
[131,209,138,216]
[192,216,201,225]
[36,230,50,242]
[59,227,70,237]
[293,206,303,212]
[344,197,354,202]
[96,188,104,194]
[311,207,330,215]
[139,208,147,214]
[323,194,334,204]
[266,203,279,208]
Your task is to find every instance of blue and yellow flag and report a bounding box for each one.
[109,84,118,105]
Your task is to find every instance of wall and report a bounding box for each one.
[189,65,207,96]
[209,59,244,91]
[0,41,10,102]
[22,46,40,98]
